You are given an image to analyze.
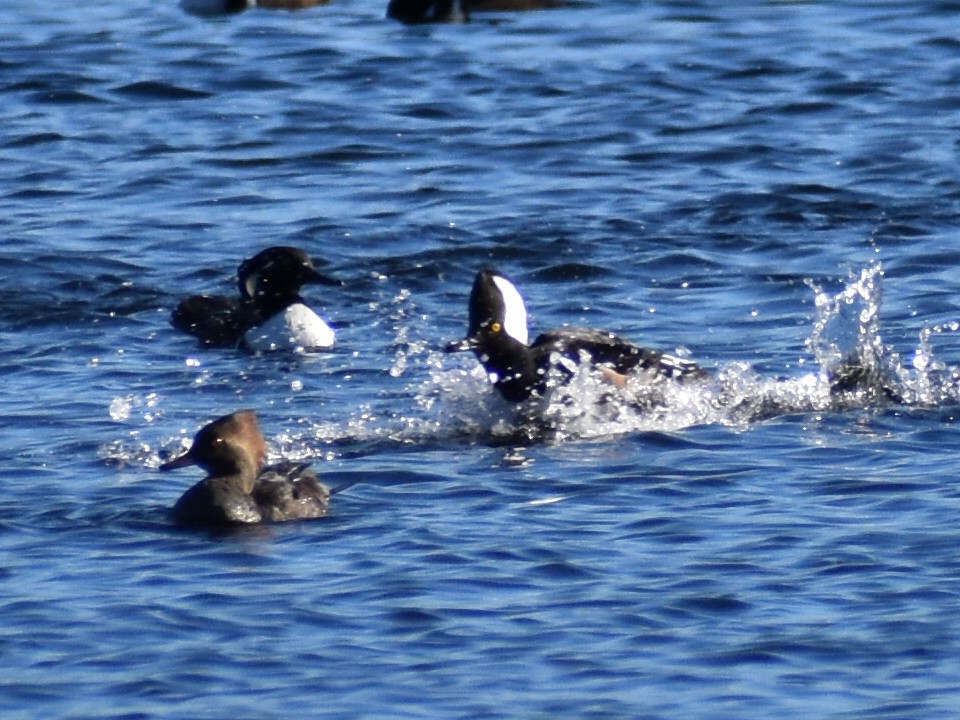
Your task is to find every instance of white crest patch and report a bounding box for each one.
[243,269,261,300]
[492,275,528,345]
[245,304,335,352]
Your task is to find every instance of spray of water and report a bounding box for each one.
[103,263,960,467]
[385,261,960,444]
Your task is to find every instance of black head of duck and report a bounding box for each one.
[171,246,342,351]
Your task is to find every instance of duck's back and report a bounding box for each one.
[467,0,563,9]
[252,462,331,522]
[171,295,257,348]
[532,327,705,381]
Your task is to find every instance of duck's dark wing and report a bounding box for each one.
[387,0,464,22]
[171,295,258,348]
[531,327,705,381]
[252,462,331,522]
[467,0,565,9]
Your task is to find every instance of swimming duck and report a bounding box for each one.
[387,0,563,23]
[161,410,330,527]
[171,246,341,352]
[181,0,331,15]
[445,269,706,402]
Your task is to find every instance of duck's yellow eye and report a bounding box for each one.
[491,322,502,333]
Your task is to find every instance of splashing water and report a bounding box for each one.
[102,264,960,468]
[807,263,885,375]
[392,261,960,443]
[910,322,960,405]
[802,261,960,407]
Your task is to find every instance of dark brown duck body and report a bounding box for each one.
[183,0,332,15]
[387,0,563,23]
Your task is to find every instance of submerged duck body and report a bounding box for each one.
[387,0,562,23]
[447,269,706,403]
[181,0,330,15]
[171,246,341,352]
[161,410,330,527]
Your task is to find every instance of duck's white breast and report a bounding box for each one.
[244,304,335,352]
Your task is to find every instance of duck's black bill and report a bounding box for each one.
[444,337,476,353]
[160,451,197,471]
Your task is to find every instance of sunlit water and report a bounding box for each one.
[3,2,960,718]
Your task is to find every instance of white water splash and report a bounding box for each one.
[100,263,960,469]
[381,261,960,443]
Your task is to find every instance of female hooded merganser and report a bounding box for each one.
[171,246,342,352]
[161,410,330,527]
[387,0,563,23]
[446,269,706,403]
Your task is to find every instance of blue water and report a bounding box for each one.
[3,1,960,717]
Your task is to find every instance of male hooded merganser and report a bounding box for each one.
[446,269,706,403]
[387,0,562,23]
[171,246,342,352]
[161,410,330,527]
[181,0,330,15]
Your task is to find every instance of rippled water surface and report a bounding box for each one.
[4,1,960,718]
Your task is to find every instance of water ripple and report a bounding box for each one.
[3,2,960,718]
